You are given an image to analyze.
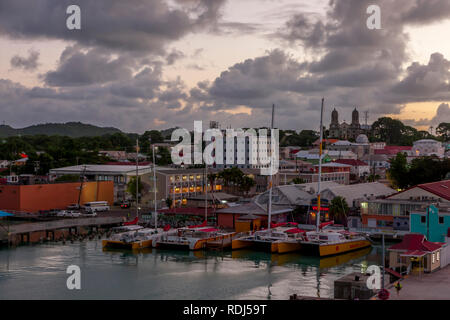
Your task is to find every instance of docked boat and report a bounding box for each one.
[232,223,303,253]
[292,98,371,257]
[102,227,176,250]
[299,229,371,257]
[154,225,236,251]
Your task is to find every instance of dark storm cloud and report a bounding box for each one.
[401,0,450,25]
[0,0,226,54]
[44,46,134,86]
[10,50,40,71]
[390,53,450,102]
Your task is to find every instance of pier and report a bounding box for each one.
[0,216,124,245]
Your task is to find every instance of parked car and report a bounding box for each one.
[57,210,81,218]
[83,211,98,217]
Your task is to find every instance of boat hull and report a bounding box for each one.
[102,239,153,250]
[232,239,278,253]
[277,241,302,254]
[301,239,371,257]
[157,233,236,251]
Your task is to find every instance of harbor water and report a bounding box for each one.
[0,241,383,299]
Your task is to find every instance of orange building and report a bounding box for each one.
[0,181,114,213]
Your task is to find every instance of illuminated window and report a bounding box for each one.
[197,175,201,180]
[432,253,435,264]
[182,175,187,181]
[437,251,440,261]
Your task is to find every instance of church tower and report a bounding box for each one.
[350,107,361,140]
[351,108,359,125]
[329,108,340,138]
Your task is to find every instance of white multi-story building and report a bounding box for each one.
[412,139,445,158]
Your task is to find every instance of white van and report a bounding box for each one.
[83,201,110,213]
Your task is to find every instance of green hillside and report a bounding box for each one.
[0,122,122,138]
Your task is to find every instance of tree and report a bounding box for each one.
[238,176,256,196]
[329,196,349,224]
[291,177,305,184]
[388,152,409,189]
[127,176,143,201]
[436,122,450,141]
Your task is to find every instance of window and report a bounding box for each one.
[439,216,444,224]
[432,253,435,264]
[421,216,426,224]
[437,251,440,261]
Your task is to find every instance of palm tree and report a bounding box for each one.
[329,196,349,225]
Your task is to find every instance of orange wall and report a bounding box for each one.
[0,181,114,213]
[361,214,394,225]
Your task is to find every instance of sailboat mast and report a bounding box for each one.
[267,104,275,231]
[153,144,157,229]
[205,164,208,222]
[136,138,139,220]
[316,98,324,232]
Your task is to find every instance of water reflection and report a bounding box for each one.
[0,241,382,300]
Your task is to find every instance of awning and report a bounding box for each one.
[286,228,306,234]
[198,228,219,233]
[0,211,14,217]
[400,250,427,257]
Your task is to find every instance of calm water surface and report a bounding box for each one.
[0,241,383,299]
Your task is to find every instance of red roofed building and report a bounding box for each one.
[374,146,412,156]
[388,233,444,273]
[335,159,370,178]
[387,180,450,203]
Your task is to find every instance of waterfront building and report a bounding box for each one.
[388,234,444,274]
[410,204,450,243]
[387,180,450,203]
[0,181,113,213]
[360,180,450,230]
[320,182,396,209]
[50,164,152,202]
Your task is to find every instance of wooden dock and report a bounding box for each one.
[0,216,124,243]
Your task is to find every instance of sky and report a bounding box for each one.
[0,0,449,133]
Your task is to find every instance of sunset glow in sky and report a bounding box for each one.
[0,0,449,132]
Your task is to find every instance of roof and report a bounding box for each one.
[387,179,450,201]
[186,192,239,201]
[374,146,412,155]
[50,164,152,175]
[417,180,450,201]
[216,202,292,215]
[389,234,443,252]
[314,162,352,168]
[335,159,369,166]
[105,161,152,166]
[321,182,396,206]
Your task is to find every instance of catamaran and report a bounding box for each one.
[277,98,371,257]
[153,221,236,251]
[103,139,172,250]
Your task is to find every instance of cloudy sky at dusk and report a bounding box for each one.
[0,0,449,133]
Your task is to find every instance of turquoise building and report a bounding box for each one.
[410,205,450,243]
